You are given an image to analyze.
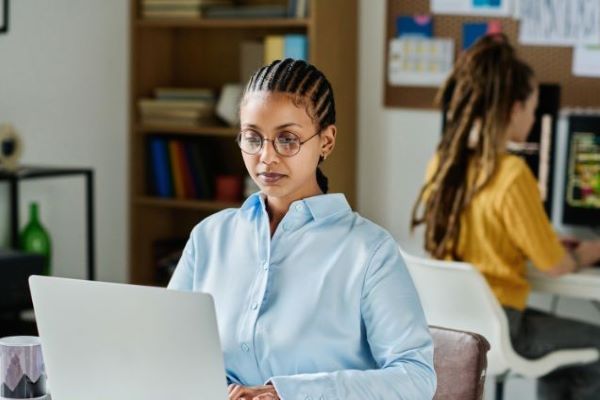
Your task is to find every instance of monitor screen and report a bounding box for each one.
[562,115,600,227]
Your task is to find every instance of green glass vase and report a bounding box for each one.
[20,202,52,275]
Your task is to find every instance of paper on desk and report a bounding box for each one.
[431,0,514,17]
[573,45,600,78]
[518,0,600,46]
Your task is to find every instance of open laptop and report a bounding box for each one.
[29,276,228,400]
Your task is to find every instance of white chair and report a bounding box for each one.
[400,249,599,400]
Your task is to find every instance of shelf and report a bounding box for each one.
[136,124,239,138]
[135,196,241,211]
[136,18,310,29]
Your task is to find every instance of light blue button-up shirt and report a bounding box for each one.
[168,193,436,400]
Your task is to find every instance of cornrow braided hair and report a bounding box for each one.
[242,58,336,193]
[410,33,535,259]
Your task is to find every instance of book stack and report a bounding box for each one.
[204,4,288,19]
[263,34,308,64]
[141,0,233,19]
[138,88,217,127]
[148,137,215,200]
[287,0,309,18]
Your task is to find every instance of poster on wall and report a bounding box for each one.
[431,0,514,17]
[388,37,454,87]
[573,45,600,78]
[518,0,600,46]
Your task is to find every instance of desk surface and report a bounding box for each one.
[528,266,600,301]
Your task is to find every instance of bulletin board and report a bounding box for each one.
[385,0,600,109]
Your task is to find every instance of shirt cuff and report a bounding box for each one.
[268,373,338,400]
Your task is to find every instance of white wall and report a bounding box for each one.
[357,0,439,253]
[0,0,128,282]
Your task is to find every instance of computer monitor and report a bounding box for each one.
[515,84,560,217]
[562,115,600,227]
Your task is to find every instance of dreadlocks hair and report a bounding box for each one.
[410,33,535,259]
[241,58,336,193]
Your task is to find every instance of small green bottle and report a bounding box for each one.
[20,202,52,275]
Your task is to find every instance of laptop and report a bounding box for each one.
[29,276,228,400]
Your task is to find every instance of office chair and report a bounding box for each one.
[430,325,490,400]
[401,250,599,400]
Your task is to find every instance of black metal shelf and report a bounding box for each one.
[0,165,95,280]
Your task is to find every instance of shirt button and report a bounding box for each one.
[251,303,258,310]
[263,262,269,271]
[241,344,250,352]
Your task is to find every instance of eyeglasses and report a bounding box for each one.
[237,130,320,157]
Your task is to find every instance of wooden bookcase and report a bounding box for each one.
[128,0,358,284]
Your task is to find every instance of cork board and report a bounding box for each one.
[385,0,600,109]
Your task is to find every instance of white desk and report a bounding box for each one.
[528,267,600,302]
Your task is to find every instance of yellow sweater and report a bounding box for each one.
[425,154,565,310]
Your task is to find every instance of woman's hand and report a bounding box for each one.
[228,384,280,400]
[575,239,600,267]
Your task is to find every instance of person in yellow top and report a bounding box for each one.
[412,33,600,400]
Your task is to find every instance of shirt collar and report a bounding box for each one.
[240,192,351,221]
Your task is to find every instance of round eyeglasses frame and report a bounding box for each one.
[236,130,321,157]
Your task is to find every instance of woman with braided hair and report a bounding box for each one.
[412,34,600,399]
[169,59,436,400]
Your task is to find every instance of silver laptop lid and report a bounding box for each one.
[29,276,228,400]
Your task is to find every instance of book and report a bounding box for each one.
[187,143,213,199]
[168,140,186,199]
[143,10,203,18]
[148,137,173,198]
[264,35,285,64]
[287,0,297,18]
[295,0,308,18]
[204,4,288,19]
[284,34,308,61]
[183,142,204,199]
[141,109,208,119]
[174,141,197,198]
[142,0,231,5]
[139,98,214,109]
[154,87,215,101]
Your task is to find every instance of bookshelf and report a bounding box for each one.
[129,0,358,285]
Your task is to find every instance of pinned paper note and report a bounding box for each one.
[396,15,433,38]
[518,0,600,46]
[462,20,502,49]
[573,45,600,78]
[431,0,514,17]
[388,37,454,87]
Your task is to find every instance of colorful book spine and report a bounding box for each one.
[174,140,197,199]
[189,144,213,199]
[264,35,285,64]
[168,140,186,199]
[284,34,308,61]
[149,137,173,198]
[184,143,204,199]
